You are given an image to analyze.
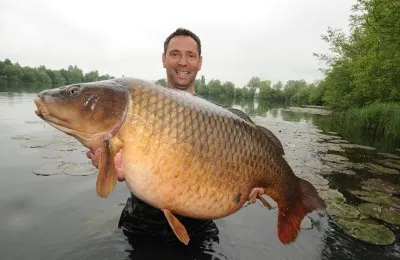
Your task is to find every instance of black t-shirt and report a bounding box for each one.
[118,193,217,241]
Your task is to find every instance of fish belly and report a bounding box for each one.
[122,144,252,219]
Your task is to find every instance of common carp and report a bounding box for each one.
[34,77,326,245]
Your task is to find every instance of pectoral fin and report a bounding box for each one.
[96,138,116,198]
[162,209,190,245]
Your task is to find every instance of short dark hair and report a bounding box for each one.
[163,28,202,56]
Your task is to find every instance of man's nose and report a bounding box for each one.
[178,56,188,65]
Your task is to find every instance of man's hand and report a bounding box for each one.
[86,148,125,182]
[86,149,101,168]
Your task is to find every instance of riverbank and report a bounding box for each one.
[314,102,400,152]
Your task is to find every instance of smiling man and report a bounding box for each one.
[162,29,202,93]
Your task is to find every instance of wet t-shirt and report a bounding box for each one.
[118,193,218,242]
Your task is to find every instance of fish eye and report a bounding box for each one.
[68,86,80,96]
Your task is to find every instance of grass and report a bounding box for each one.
[315,102,400,152]
[341,102,400,140]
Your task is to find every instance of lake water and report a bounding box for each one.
[0,88,399,260]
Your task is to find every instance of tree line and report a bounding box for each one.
[0,57,319,105]
[156,76,322,105]
[0,58,114,86]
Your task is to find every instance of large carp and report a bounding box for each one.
[34,77,326,245]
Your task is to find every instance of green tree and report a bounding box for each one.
[84,70,100,82]
[221,81,235,97]
[315,0,400,109]
[99,74,113,80]
[21,67,37,82]
[2,64,22,80]
[201,75,206,85]
[61,65,84,84]
[247,76,261,89]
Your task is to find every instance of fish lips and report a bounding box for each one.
[33,96,48,118]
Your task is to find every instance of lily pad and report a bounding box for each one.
[11,135,39,141]
[303,174,329,187]
[349,162,365,170]
[25,120,45,124]
[361,179,400,194]
[319,189,346,203]
[378,153,400,160]
[63,163,97,176]
[21,140,52,148]
[327,146,346,153]
[323,161,356,175]
[358,203,400,225]
[53,135,74,141]
[327,201,360,218]
[348,189,400,209]
[42,151,66,159]
[335,217,395,245]
[48,143,78,152]
[364,163,399,175]
[326,139,348,144]
[33,161,66,176]
[379,159,400,170]
[341,144,376,150]
[322,154,349,163]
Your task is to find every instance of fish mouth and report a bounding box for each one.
[33,95,102,150]
[33,96,75,134]
[34,96,49,118]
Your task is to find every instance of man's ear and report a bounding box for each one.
[162,53,167,68]
[198,56,203,71]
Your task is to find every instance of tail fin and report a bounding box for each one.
[277,178,326,244]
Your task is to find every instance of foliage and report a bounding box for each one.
[0,59,114,86]
[314,0,400,109]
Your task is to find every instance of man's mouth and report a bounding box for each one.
[176,70,189,77]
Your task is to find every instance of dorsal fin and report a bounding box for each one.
[227,108,284,155]
[228,108,255,124]
[257,125,285,155]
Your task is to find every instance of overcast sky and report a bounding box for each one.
[0,0,356,86]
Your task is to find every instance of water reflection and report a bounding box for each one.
[0,80,52,93]
[123,226,222,260]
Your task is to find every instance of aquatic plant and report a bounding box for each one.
[314,102,400,151]
[335,217,396,246]
[358,203,400,225]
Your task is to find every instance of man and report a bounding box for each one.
[87,28,219,244]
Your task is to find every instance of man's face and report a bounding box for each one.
[162,36,202,92]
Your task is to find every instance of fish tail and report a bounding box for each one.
[277,178,326,244]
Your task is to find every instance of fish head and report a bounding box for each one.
[34,80,128,149]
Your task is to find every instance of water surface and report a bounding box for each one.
[0,91,399,260]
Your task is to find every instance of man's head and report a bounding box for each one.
[162,28,202,93]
